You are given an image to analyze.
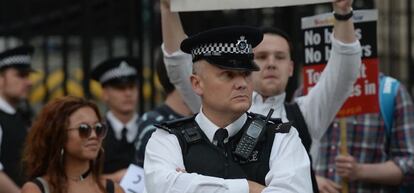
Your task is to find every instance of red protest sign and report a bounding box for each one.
[301,10,379,117]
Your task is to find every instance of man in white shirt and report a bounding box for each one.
[160,0,360,192]
[91,57,140,182]
[144,26,312,193]
[0,45,35,193]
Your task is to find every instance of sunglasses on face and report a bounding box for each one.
[67,122,108,139]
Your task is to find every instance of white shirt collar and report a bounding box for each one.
[0,96,16,115]
[195,107,247,143]
[106,111,139,142]
[250,91,288,121]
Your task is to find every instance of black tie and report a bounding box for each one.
[121,127,128,143]
[214,128,228,149]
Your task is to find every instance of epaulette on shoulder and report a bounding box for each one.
[154,115,196,133]
[275,122,291,133]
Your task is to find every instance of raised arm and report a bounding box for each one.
[297,0,361,142]
[332,0,357,43]
[160,0,201,113]
[160,0,186,54]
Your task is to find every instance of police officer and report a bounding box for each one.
[91,57,140,181]
[144,26,312,193]
[0,45,35,192]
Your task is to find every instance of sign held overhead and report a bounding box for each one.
[171,0,332,12]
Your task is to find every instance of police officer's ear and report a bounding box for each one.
[0,70,6,88]
[101,87,110,103]
[288,60,294,77]
[190,61,204,96]
[190,73,203,96]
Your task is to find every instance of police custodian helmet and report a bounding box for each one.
[0,45,35,72]
[91,57,140,87]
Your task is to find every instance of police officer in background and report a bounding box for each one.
[0,45,35,192]
[91,57,140,182]
[144,26,312,193]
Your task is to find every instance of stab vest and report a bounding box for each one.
[156,112,290,185]
[0,110,27,186]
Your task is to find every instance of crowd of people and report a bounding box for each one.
[0,0,413,193]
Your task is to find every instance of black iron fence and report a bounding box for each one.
[2,0,411,115]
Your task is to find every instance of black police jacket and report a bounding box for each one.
[156,112,290,185]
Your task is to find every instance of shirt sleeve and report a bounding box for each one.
[144,129,249,193]
[390,84,414,185]
[296,35,361,141]
[162,44,201,113]
[263,127,313,193]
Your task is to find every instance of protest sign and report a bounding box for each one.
[301,10,379,117]
[120,164,145,193]
[171,0,332,12]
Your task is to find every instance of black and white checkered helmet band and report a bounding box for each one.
[191,42,253,58]
[0,55,31,68]
[99,61,137,83]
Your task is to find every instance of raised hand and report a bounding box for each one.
[332,0,353,14]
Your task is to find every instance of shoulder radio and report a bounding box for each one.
[234,109,274,160]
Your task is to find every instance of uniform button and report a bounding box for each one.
[331,145,336,150]
[329,168,334,173]
[333,122,339,128]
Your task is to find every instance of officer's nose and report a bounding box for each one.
[234,74,249,90]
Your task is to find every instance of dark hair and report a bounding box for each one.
[22,96,106,193]
[260,26,294,60]
[155,48,175,95]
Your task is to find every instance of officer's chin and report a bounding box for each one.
[231,102,251,114]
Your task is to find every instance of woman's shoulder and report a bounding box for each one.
[21,181,43,193]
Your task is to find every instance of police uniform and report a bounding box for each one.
[144,26,312,193]
[0,45,34,186]
[91,57,140,173]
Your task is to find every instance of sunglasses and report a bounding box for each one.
[67,122,108,139]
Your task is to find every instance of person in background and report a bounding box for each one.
[135,50,192,166]
[144,25,312,193]
[91,57,140,182]
[160,0,361,192]
[309,74,414,193]
[21,96,124,193]
[0,45,35,192]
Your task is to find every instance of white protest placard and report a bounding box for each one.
[120,164,145,193]
[171,0,332,12]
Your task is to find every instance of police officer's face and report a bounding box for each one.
[0,68,33,103]
[252,34,293,98]
[191,60,253,116]
[102,83,138,115]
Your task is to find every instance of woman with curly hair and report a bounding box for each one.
[21,96,124,193]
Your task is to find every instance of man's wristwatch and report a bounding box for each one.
[333,8,353,21]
